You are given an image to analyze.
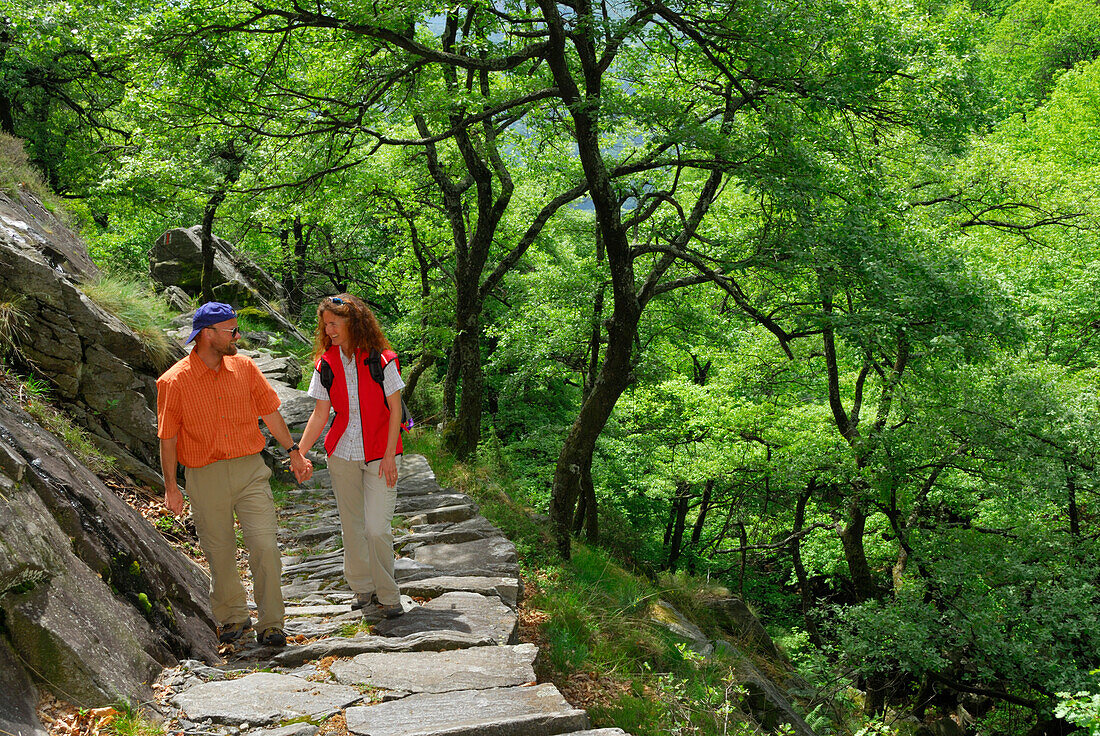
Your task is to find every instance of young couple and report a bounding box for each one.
[157,294,405,649]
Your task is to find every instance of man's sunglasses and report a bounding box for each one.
[207,326,240,336]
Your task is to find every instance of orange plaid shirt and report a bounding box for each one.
[156,351,281,468]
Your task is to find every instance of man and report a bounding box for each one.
[157,302,312,648]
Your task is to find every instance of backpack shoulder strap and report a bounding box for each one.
[317,355,335,391]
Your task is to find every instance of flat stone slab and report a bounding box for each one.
[394,557,440,581]
[284,604,352,617]
[330,643,537,694]
[399,517,506,548]
[271,631,493,668]
[399,576,521,607]
[406,504,478,525]
[396,493,475,515]
[412,538,518,578]
[172,672,361,726]
[345,684,589,736]
[373,592,517,645]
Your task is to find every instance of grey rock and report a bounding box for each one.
[393,557,440,582]
[412,538,519,578]
[0,635,46,736]
[714,641,818,736]
[705,597,784,661]
[330,643,538,694]
[399,576,521,607]
[160,285,192,311]
[344,684,589,736]
[564,731,633,735]
[244,350,304,388]
[0,396,220,706]
[269,381,314,429]
[172,672,361,726]
[374,592,517,645]
[295,525,343,545]
[648,601,713,656]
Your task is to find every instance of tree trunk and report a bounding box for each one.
[447,307,483,460]
[792,481,823,646]
[403,353,435,410]
[840,501,877,602]
[0,23,14,135]
[443,340,458,420]
[287,216,307,317]
[200,189,227,304]
[550,310,638,558]
[1066,460,1080,536]
[686,479,713,573]
[666,481,690,572]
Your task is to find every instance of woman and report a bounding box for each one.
[298,294,405,618]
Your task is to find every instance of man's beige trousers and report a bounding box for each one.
[185,454,284,632]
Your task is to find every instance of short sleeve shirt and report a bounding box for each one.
[307,351,404,462]
[157,351,281,468]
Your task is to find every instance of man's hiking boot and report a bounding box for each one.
[217,618,253,644]
[258,627,287,647]
[352,592,376,610]
[379,600,404,619]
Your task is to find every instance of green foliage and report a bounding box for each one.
[104,701,165,736]
[1056,678,1100,735]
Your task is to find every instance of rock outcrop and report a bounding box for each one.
[151,226,307,343]
[0,381,219,736]
[0,188,175,484]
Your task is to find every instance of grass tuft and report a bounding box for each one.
[80,275,176,371]
[0,296,29,360]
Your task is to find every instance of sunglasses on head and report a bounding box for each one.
[328,296,345,305]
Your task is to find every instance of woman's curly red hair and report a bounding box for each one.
[312,293,392,361]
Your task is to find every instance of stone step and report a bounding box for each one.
[374,591,518,645]
[271,631,493,668]
[330,643,538,694]
[344,684,589,736]
[412,537,518,578]
[172,672,360,727]
[399,575,521,607]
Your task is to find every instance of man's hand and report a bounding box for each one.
[290,451,313,484]
[165,484,185,516]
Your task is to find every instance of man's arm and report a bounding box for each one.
[261,410,313,483]
[160,436,184,516]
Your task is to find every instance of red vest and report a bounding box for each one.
[317,345,402,463]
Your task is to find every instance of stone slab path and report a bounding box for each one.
[155,454,632,736]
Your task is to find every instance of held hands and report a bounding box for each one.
[290,451,313,484]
